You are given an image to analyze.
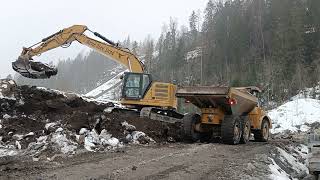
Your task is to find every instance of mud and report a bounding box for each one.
[97,111,183,143]
[0,141,277,180]
[0,82,183,155]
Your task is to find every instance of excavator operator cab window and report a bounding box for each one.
[122,72,152,100]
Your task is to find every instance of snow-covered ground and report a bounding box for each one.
[269,83,320,133]
[269,98,320,133]
[269,145,309,180]
[0,119,153,158]
[292,83,320,100]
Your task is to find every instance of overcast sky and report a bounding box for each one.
[0,0,208,78]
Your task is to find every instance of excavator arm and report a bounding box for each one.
[13,25,144,79]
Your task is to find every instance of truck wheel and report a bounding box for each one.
[183,113,201,142]
[221,115,242,145]
[240,116,251,144]
[254,119,269,142]
[200,132,212,143]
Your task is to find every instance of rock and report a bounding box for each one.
[15,141,21,150]
[78,135,85,145]
[79,128,89,135]
[45,99,68,109]
[302,174,316,180]
[55,128,63,133]
[104,107,114,113]
[293,170,308,179]
[12,134,23,141]
[132,165,137,170]
[0,79,17,99]
[3,114,11,119]
[45,123,57,131]
[121,121,136,132]
[131,131,155,144]
[246,163,255,171]
[167,137,175,143]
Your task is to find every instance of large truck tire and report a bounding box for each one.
[253,118,270,142]
[240,116,251,144]
[183,113,201,142]
[199,131,212,143]
[221,115,242,145]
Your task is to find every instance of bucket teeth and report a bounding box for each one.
[12,58,57,79]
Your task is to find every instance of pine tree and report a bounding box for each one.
[189,10,198,44]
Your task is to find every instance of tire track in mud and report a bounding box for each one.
[112,144,211,177]
[4,142,277,180]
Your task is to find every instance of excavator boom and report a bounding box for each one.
[12,24,179,118]
[13,25,144,78]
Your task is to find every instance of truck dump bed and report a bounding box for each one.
[176,86,258,115]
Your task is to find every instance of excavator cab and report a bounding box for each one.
[121,72,152,100]
[12,56,57,79]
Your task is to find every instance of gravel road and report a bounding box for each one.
[1,141,275,180]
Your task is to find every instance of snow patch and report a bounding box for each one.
[85,70,127,101]
[50,130,77,154]
[79,128,88,135]
[83,129,120,152]
[277,147,308,173]
[36,87,67,97]
[37,136,47,143]
[104,107,114,113]
[269,158,291,180]
[269,98,320,133]
[45,122,57,130]
[55,127,63,133]
[0,148,18,157]
[292,83,320,100]
[3,114,11,119]
[25,132,35,137]
[128,131,155,144]
[121,121,136,131]
[15,141,22,150]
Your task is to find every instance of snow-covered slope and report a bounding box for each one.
[85,52,148,102]
[291,83,320,100]
[269,83,320,133]
[85,70,126,101]
[269,98,320,133]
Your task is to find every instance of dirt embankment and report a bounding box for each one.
[0,80,182,152]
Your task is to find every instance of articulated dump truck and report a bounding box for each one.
[176,86,272,145]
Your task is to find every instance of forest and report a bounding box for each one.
[16,0,320,106]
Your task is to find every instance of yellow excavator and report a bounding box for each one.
[12,25,182,121]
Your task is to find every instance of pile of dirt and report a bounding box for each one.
[97,111,183,143]
[0,79,182,158]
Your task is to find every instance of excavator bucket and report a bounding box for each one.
[12,57,58,79]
